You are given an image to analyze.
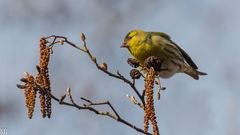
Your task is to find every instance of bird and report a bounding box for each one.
[121,29,207,80]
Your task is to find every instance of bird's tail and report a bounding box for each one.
[184,67,207,80]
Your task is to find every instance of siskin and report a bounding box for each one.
[121,30,207,80]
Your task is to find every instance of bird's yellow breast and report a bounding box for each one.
[129,34,174,66]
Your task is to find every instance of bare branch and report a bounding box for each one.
[40,86,151,135]
[17,35,160,135]
[44,35,145,106]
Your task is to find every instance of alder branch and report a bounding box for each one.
[45,35,145,106]
[17,34,162,135]
[27,81,151,135]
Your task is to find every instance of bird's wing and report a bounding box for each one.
[150,32,171,40]
[172,42,198,69]
[151,32,198,69]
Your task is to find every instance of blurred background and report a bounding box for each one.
[0,0,239,135]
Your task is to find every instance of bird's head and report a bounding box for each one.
[121,30,149,50]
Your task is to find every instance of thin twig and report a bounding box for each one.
[20,35,156,135]
[80,97,120,118]
[44,35,145,106]
[67,88,77,105]
[20,64,151,134]
[35,85,151,135]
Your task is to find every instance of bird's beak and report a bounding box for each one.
[120,42,129,48]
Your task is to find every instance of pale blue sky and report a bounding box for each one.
[0,0,239,135]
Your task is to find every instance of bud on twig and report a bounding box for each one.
[16,84,26,89]
[80,33,86,41]
[100,63,108,71]
[59,40,64,45]
[67,88,71,96]
[92,57,97,63]
[126,94,144,109]
[20,78,28,83]
[36,65,41,73]
[23,72,29,78]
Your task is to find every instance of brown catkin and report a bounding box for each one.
[27,86,36,119]
[19,38,53,119]
[23,74,36,119]
[39,38,52,118]
[143,109,150,132]
[44,68,51,118]
[35,74,46,118]
[24,86,31,118]
[39,38,47,51]
[144,67,159,135]
[151,114,159,135]
[39,90,46,118]
[40,48,51,69]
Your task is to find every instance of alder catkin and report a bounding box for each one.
[143,67,159,135]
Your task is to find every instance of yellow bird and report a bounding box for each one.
[121,30,207,80]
